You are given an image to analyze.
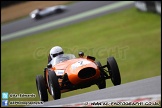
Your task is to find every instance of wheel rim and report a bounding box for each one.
[36,80,42,100]
[38,90,42,100]
[47,76,50,89]
[109,70,115,83]
[108,64,115,84]
[50,83,54,96]
[48,74,55,98]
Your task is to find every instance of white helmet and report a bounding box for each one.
[50,46,64,59]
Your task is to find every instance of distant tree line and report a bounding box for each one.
[1,1,28,8]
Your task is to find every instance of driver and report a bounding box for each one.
[44,46,64,72]
[47,46,64,63]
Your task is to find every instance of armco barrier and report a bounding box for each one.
[155,1,161,14]
[135,1,161,15]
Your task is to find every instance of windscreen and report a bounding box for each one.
[50,54,76,66]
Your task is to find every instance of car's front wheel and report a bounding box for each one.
[36,75,48,102]
[107,57,121,86]
[48,71,61,100]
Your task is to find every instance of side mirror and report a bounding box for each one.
[78,51,84,57]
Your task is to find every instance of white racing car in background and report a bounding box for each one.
[30,5,67,20]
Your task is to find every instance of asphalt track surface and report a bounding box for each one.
[30,75,161,107]
[1,1,134,42]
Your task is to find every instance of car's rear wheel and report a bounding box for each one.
[107,57,121,86]
[36,75,48,102]
[95,61,106,89]
[48,71,61,100]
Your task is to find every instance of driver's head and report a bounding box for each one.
[50,46,64,59]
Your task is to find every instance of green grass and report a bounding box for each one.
[1,7,161,107]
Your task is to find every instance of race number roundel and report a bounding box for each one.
[71,60,90,70]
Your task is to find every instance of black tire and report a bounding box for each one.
[97,79,106,89]
[48,71,61,100]
[95,61,102,67]
[35,14,42,19]
[55,9,63,13]
[36,75,48,102]
[107,57,121,86]
[95,61,106,89]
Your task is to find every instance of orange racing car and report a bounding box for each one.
[36,52,121,102]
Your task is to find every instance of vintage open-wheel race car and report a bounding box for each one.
[36,51,121,102]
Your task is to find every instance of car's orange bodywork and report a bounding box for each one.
[45,55,101,93]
